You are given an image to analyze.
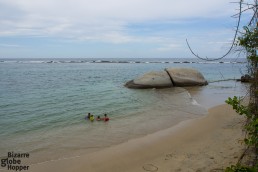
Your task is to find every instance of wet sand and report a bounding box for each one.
[28,103,246,172]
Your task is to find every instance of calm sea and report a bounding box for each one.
[0,58,248,164]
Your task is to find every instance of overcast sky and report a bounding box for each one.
[0,0,249,58]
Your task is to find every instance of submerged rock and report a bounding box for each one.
[165,68,208,86]
[125,71,173,89]
[125,68,208,89]
[239,74,252,82]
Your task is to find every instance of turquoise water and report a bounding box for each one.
[0,58,247,163]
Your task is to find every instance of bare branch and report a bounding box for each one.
[231,6,256,18]
[248,6,258,26]
[186,0,258,61]
[186,1,243,61]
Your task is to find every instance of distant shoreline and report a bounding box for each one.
[0,57,247,65]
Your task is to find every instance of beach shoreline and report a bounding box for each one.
[26,102,246,172]
[0,79,248,172]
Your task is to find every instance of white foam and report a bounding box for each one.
[191,98,200,106]
[187,92,201,106]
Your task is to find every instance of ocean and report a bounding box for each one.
[0,58,248,164]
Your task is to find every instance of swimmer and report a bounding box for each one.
[97,116,101,121]
[89,115,95,122]
[104,114,109,122]
[86,113,91,120]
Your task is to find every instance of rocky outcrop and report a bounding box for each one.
[165,68,208,86]
[125,68,208,89]
[125,71,173,89]
[239,74,252,83]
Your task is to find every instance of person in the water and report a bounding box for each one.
[103,114,109,122]
[86,113,91,119]
[89,114,95,122]
[87,113,108,122]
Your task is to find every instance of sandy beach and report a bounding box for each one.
[26,103,246,172]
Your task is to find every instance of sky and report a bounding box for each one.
[0,0,250,58]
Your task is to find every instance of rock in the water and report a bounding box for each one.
[165,68,208,86]
[240,74,252,82]
[125,68,208,89]
[125,71,173,89]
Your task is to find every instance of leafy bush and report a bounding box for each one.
[225,164,257,172]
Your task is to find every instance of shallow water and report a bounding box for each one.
[0,58,247,164]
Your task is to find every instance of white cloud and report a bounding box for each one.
[156,43,182,52]
[208,41,232,44]
[5,0,233,20]
[0,43,21,47]
[0,0,236,44]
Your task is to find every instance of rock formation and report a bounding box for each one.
[125,68,208,89]
[239,74,252,83]
[165,68,208,86]
[125,71,173,89]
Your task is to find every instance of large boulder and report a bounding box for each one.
[125,71,173,89]
[165,68,208,86]
[125,68,208,89]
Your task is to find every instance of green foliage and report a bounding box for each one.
[237,24,258,65]
[226,96,258,147]
[225,15,257,171]
[225,96,250,116]
[238,26,258,50]
[225,164,257,172]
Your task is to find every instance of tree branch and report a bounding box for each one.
[185,0,248,61]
